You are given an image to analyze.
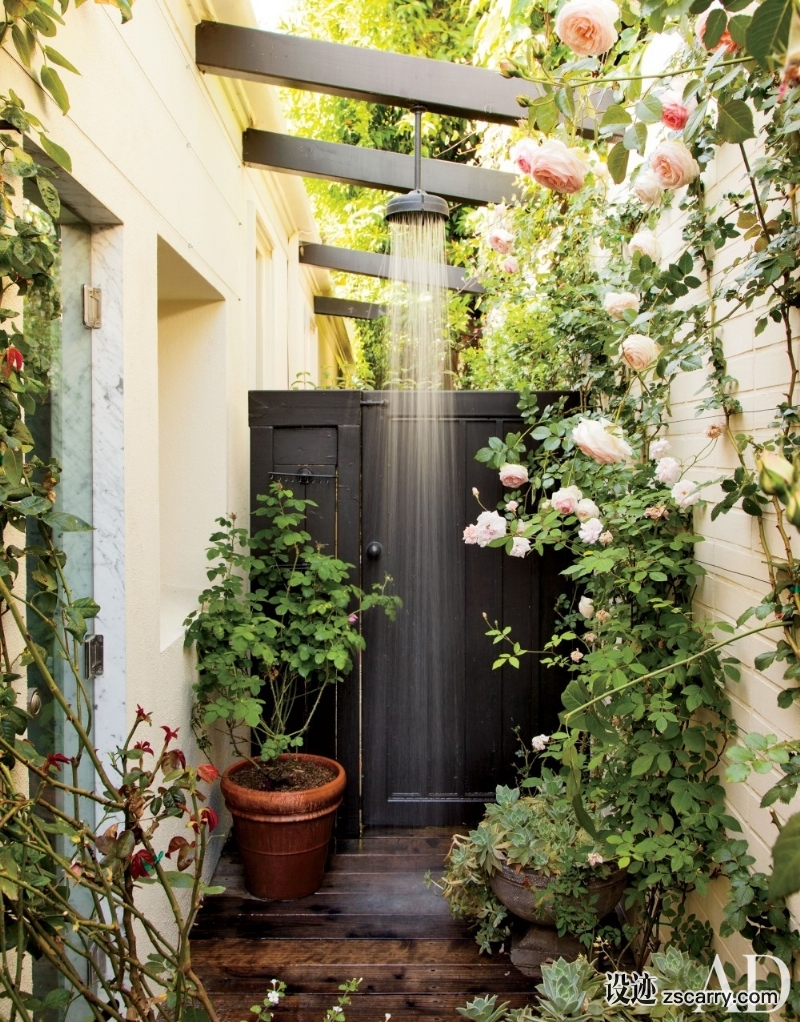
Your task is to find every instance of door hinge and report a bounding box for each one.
[84,634,104,677]
[82,285,102,329]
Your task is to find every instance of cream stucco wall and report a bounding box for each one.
[654,139,800,976]
[0,0,350,960]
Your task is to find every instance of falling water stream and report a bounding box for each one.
[383,211,460,796]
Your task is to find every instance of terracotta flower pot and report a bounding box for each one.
[489,862,628,928]
[221,754,346,900]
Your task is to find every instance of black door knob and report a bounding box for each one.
[366,541,383,559]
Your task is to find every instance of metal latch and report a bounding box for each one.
[84,634,104,677]
[82,285,102,329]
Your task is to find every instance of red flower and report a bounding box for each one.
[197,763,220,783]
[134,741,154,757]
[129,849,156,880]
[136,705,151,722]
[45,753,71,772]
[3,347,23,378]
[192,807,219,833]
[161,725,179,745]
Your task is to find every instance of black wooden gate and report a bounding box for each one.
[250,391,568,835]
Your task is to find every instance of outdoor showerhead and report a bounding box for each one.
[385,106,449,222]
[386,188,449,221]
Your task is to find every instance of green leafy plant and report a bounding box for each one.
[430,770,624,953]
[186,482,400,770]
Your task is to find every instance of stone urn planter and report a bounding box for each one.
[489,863,628,977]
[489,862,628,927]
[221,754,346,901]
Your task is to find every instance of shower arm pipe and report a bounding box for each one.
[413,105,424,193]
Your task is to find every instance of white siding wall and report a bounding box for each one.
[655,139,800,958]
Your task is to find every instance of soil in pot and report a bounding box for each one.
[232,758,336,792]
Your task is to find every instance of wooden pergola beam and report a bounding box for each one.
[314,296,387,320]
[300,243,485,295]
[197,21,548,127]
[244,130,519,207]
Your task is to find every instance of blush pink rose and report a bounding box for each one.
[487,227,514,255]
[575,498,600,522]
[509,537,531,558]
[650,140,700,190]
[621,334,659,370]
[660,91,691,131]
[502,256,520,273]
[629,229,661,264]
[672,478,701,508]
[572,418,632,464]
[603,291,640,319]
[499,463,529,488]
[511,138,539,176]
[526,140,588,195]
[633,171,664,208]
[655,457,681,485]
[475,510,508,546]
[552,485,583,514]
[555,0,620,57]
[463,524,479,544]
[578,517,604,544]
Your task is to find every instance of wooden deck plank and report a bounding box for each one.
[197,964,531,994]
[191,829,536,1016]
[206,991,534,1022]
[191,938,488,966]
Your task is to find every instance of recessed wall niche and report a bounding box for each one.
[157,237,226,649]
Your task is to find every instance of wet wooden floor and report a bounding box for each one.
[191,828,535,1021]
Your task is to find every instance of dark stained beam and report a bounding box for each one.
[300,243,485,295]
[314,296,387,320]
[197,21,546,126]
[244,130,519,207]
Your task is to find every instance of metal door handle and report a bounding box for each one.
[366,541,382,559]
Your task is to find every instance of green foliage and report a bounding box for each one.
[430,771,623,952]
[770,813,800,900]
[185,482,400,763]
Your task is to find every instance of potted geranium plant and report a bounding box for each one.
[184,481,400,900]
[430,767,627,956]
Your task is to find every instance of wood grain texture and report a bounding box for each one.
[191,831,537,1021]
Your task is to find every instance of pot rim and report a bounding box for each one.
[221,753,346,819]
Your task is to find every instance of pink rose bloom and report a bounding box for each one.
[506,500,519,512]
[555,0,620,57]
[633,171,664,208]
[579,517,604,544]
[487,227,514,255]
[572,418,632,464]
[599,530,614,546]
[706,423,724,439]
[531,734,550,752]
[629,229,661,265]
[502,255,520,273]
[475,510,508,546]
[575,498,600,522]
[511,137,539,176]
[509,537,531,558]
[660,91,691,131]
[656,457,681,485]
[552,484,583,514]
[463,524,479,545]
[578,595,595,618]
[696,6,739,52]
[527,139,588,195]
[603,291,640,319]
[516,519,528,534]
[587,852,604,867]
[650,140,700,190]
[570,649,584,662]
[650,438,671,459]
[499,463,529,488]
[672,479,701,508]
[621,334,659,370]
